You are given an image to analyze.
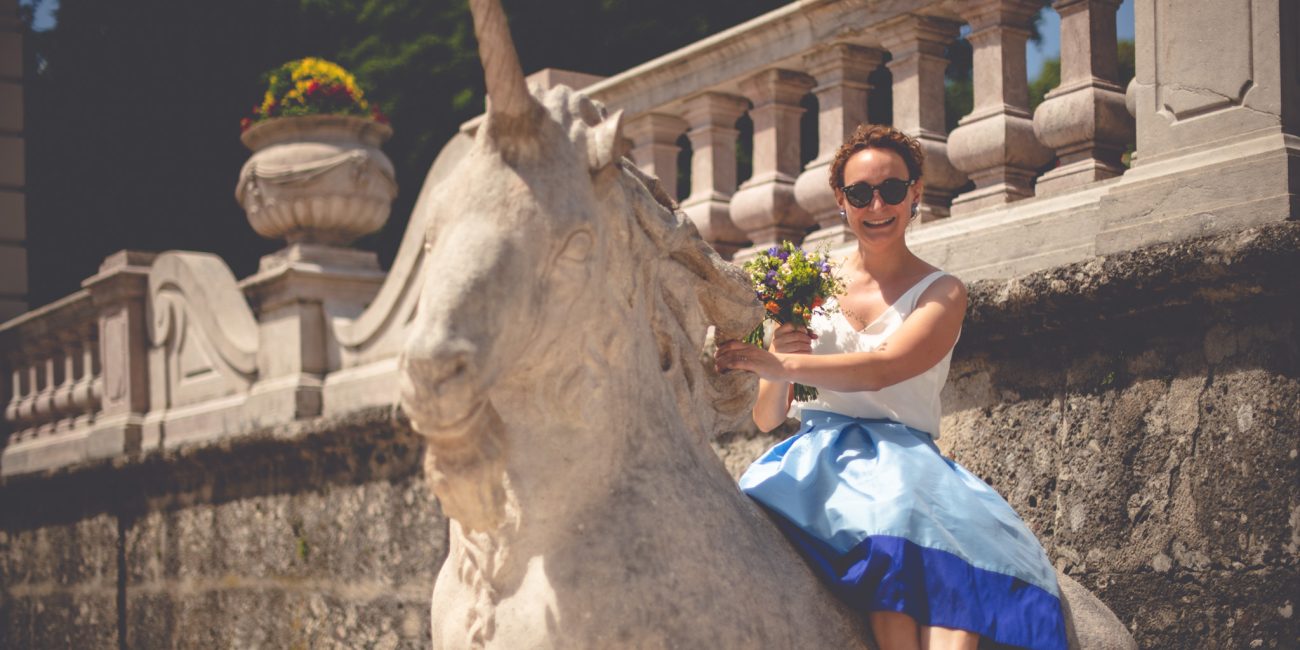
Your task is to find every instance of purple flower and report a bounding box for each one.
[820,262,830,273]
[765,270,777,283]
[776,249,790,261]
[767,246,780,257]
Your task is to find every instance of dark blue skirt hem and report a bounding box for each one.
[769,512,1069,650]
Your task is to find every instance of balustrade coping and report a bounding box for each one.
[460,0,962,134]
[0,289,93,340]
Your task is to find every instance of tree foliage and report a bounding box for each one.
[21,0,787,305]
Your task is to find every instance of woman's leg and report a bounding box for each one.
[919,625,979,650]
[868,611,921,650]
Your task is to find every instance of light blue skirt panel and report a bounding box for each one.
[740,410,1067,649]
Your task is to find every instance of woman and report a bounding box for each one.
[716,125,1066,650]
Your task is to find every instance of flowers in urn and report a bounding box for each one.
[240,58,387,132]
[235,57,397,248]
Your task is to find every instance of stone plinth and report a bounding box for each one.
[1098,0,1300,252]
[238,244,386,429]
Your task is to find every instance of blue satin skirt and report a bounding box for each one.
[740,410,1067,650]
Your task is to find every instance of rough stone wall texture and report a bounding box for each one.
[940,223,1300,650]
[716,222,1300,649]
[0,408,445,649]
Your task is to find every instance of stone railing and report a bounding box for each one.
[2,0,1294,476]
[1,252,153,474]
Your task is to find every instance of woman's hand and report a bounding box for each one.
[714,339,787,381]
[769,322,815,354]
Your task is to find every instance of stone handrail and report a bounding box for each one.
[2,0,1294,477]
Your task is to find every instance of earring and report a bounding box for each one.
[910,202,919,219]
[839,209,847,221]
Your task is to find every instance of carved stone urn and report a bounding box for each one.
[236,115,397,246]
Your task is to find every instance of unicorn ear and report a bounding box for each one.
[587,110,628,171]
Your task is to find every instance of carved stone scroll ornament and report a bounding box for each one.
[147,252,258,410]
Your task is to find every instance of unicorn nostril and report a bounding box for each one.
[403,348,476,393]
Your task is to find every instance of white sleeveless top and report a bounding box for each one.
[790,271,954,439]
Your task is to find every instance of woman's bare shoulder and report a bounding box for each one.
[917,272,967,310]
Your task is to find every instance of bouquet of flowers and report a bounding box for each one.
[742,241,844,401]
[241,57,387,131]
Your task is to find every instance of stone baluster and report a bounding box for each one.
[33,346,56,436]
[795,44,884,247]
[730,69,816,257]
[1032,0,1133,194]
[15,358,36,438]
[947,0,1053,216]
[83,251,154,460]
[881,15,969,221]
[625,113,688,202]
[70,322,100,428]
[679,92,751,259]
[51,331,79,429]
[3,354,27,438]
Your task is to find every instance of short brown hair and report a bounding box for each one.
[828,124,925,192]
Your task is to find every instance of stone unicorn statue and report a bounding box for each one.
[398,1,1137,648]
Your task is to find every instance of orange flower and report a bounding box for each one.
[766,301,780,314]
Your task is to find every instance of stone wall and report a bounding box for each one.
[0,408,445,649]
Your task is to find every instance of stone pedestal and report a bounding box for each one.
[881,14,968,222]
[730,69,816,257]
[1097,0,1300,253]
[795,44,883,248]
[239,244,385,424]
[82,251,155,461]
[1032,0,1133,195]
[947,0,1053,216]
[679,92,751,259]
[625,113,688,201]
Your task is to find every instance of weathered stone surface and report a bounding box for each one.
[936,221,1300,649]
[0,407,445,649]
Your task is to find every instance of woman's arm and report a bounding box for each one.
[721,323,811,432]
[718,276,967,394]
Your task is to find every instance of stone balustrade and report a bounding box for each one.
[2,292,100,448]
[3,0,1296,477]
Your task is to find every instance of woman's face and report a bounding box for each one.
[835,147,923,249]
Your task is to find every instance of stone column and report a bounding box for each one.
[82,251,155,461]
[795,44,884,247]
[1032,0,1133,194]
[679,92,751,259]
[881,14,969,221]
[0,0,26,321]
[946,0,1053,216]
[625,112,688,202]
[729,69,816,257]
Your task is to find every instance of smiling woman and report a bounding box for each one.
[717,125,1070,650]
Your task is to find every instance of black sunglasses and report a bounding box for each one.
[841,178,915,208]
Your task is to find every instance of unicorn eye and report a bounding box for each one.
[558,230,593,263]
